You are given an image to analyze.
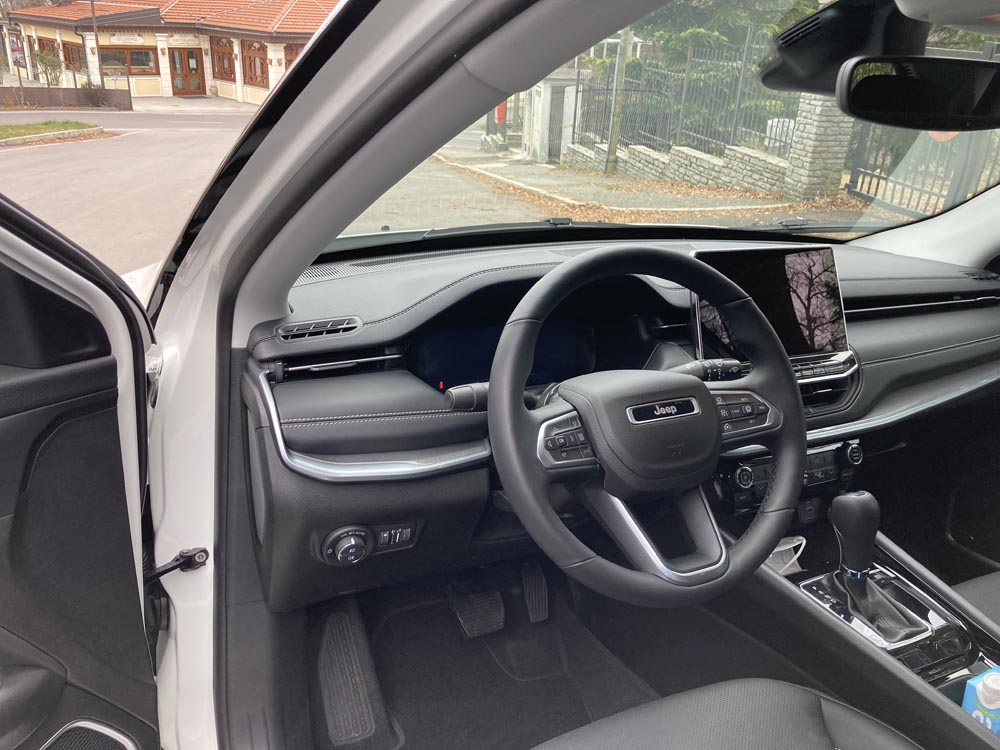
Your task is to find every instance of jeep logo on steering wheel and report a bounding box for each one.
[627,398,700,425]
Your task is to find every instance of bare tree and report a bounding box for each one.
[784,252,845,352]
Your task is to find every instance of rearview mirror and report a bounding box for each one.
[837,55,1000,130]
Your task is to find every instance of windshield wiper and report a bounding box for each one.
[744,218,895,234]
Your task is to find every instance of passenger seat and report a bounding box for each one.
[955,572,1000,623]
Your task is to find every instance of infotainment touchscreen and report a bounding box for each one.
[695,247,848,359]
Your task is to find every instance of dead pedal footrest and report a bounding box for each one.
[521,562,550,623]
[448,586,505,638]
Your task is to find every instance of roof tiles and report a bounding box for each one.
[11,0,339,36]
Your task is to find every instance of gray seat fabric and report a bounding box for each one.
[955,571,1000,624]
[533,678,919,750]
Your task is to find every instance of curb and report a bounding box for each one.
[433,154,792,214]
[0,126,104,147]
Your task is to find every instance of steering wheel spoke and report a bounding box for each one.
[581,485,729,586]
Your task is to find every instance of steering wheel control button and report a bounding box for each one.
[538,412,597,468]
[714,392,775,437]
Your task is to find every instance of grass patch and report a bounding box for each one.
[0,120,95,140]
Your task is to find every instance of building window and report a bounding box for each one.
[100,46,159,75]
[241,39,268,88]
[210,36,235,82]
[37,37,59,58]
[284,43,304,68]
[63,43,86,72]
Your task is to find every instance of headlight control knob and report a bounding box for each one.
[734,464,755,490]
[321,526,371,566]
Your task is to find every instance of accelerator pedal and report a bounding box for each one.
[448,585,505,638]
[521,561,550,624]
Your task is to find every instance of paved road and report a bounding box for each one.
[0,114,532,274]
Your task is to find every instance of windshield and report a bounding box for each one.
[345,3,1000,240]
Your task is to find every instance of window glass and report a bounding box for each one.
[100,49,127,73]
[129,50,156,73]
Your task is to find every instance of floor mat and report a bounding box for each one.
[368,582,657,750]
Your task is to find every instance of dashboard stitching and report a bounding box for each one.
[281,413,483,427]
[282,408,457,421]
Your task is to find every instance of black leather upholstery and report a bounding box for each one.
[533,679,920,750]
[955,572,1000,625]
[272,370,487,453]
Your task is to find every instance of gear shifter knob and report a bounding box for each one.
[830,491,880,578]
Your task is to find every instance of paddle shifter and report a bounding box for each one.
[817,491,925,645]
[830,491,880,579]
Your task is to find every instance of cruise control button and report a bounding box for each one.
[739,403,755,417]
[721,421,736,434]
[717,406,732,420]
[754,403,769,415]
[713,395,728,406]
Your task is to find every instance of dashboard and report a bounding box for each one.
[241,238,1000,610]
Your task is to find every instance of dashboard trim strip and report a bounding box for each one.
[258,370,491,482]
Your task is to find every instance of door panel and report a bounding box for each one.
[0,260,157,749]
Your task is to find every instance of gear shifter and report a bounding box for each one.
[820,491,926,645]
[830,491,880,578]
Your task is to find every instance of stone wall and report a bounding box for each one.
[782,94,853,200]
[720,146,789,195]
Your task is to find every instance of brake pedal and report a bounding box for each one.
[448,586,505,638]
[521,562,550,624]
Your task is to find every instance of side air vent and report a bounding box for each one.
[277,317,362,342]
[777,16,822,47]
[964,270,1000,282]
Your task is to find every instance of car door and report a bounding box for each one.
[0,195,158,750]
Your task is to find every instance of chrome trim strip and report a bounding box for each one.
[848,295,1000,316]
[604,488,729,585]
[284,353,402,373]
[40,720,137,750]
[258,371,490,482]
[626,397,701,425]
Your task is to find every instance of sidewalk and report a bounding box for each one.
[436,137,787,213]
[131,95,259,114]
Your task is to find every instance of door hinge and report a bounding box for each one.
[144,547,209,585]
[145,343,163,407]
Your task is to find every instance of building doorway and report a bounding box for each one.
[169,48,205,96]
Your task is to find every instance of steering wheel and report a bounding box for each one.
[488,245,806,607]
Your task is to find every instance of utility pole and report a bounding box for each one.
[604,26,632,175]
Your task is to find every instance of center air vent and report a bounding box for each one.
[277,316,361,342]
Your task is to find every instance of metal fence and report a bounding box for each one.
[571,27,799,159]
[485,92,524,142]
[847,127,1000,217]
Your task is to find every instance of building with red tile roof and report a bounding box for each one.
[1,0,340,103]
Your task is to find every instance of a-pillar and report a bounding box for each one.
[231,37,245,103]
[265,42,285,93]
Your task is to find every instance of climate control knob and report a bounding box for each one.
[734,464,755,490]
